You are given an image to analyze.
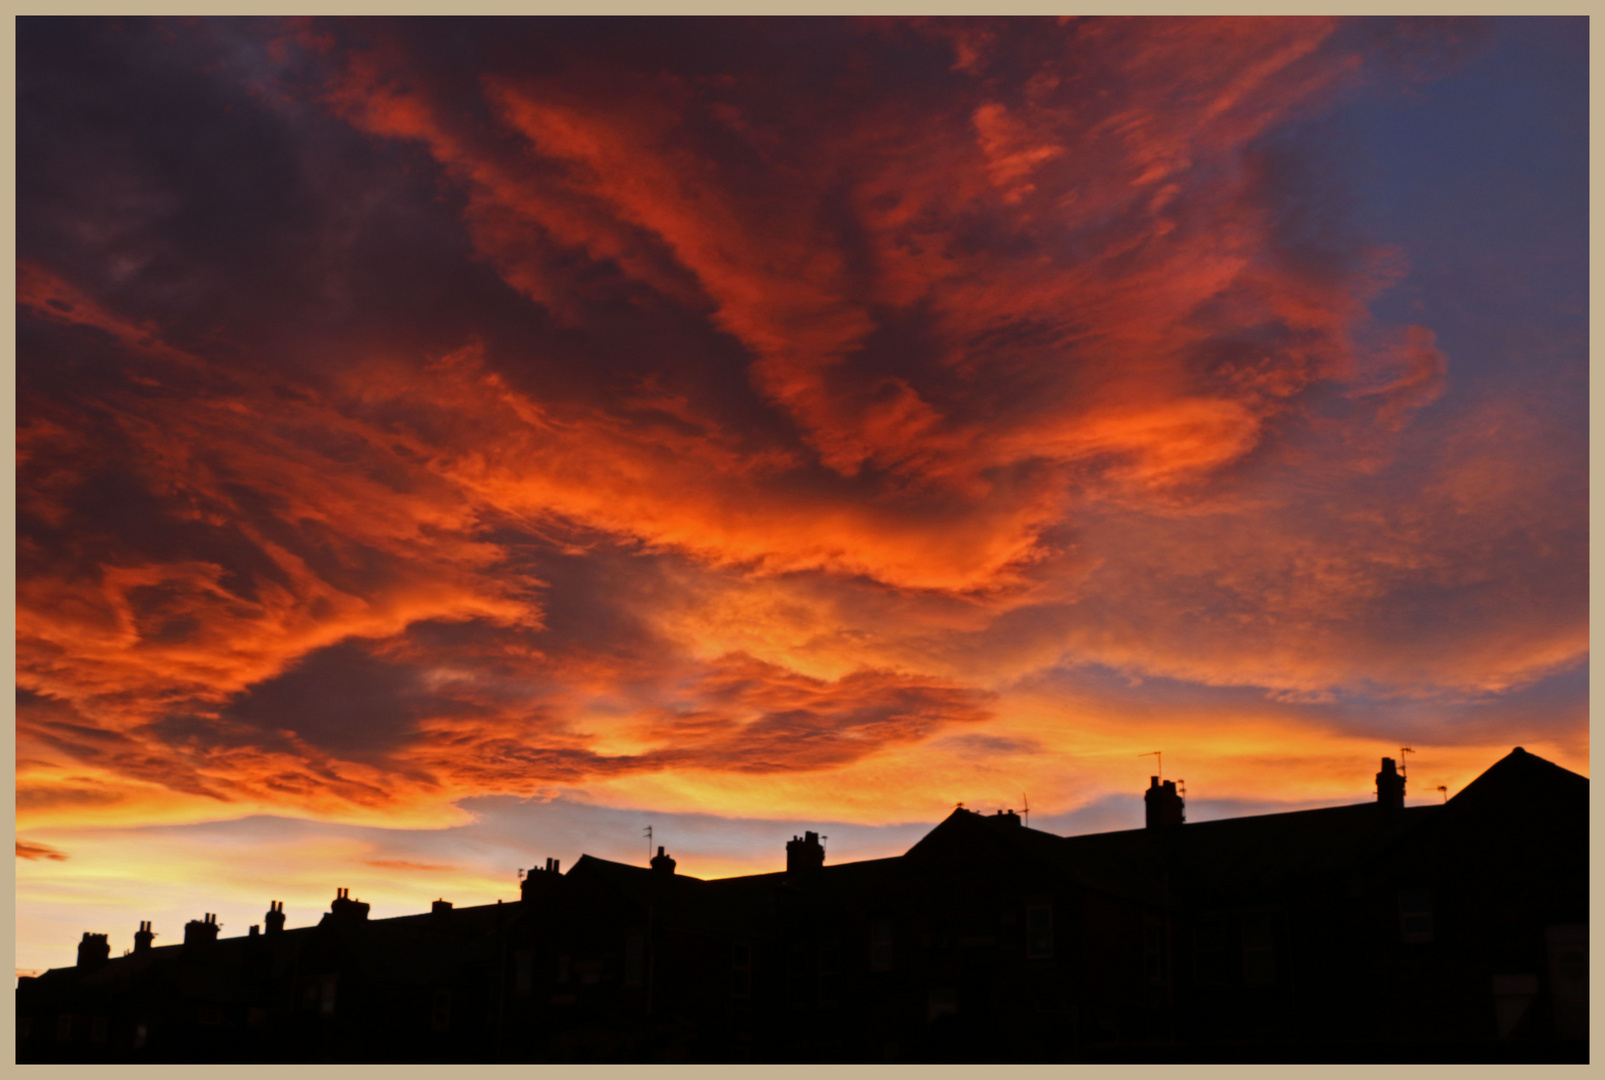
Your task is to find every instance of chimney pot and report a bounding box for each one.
[329,888,370,922]
[1145,776,1185,829]
[183,916,220,950]
[786,830,826,877]
[77,932,110,970]
[522,859,563,903]
[1376,756,1405,813]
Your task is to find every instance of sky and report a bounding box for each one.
[14,16,1588,975]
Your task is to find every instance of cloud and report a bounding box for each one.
[362,858,456,872]
[13,17,1583,842]
[16,841,69,862]
[935,733,1046,758]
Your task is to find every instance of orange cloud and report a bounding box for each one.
[17,841,69,862]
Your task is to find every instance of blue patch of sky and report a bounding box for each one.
[1344,17,1586,404]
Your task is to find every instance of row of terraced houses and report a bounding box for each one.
[16,747,1587,1062]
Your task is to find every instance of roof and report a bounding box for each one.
[905,808,1168,906]
[1061,801,1440,908]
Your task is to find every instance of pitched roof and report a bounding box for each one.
[905,808,1168,905]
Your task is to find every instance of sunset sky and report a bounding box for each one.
[15,16,1587,975]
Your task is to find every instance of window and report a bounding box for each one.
[928,986,958,1023]
[320,974,339,1016]
[1240,909,1276,986]
[1026,905,1054,960]
[624,933,646,988]
[515,949,534,995]
[1398,889,1434,943]
[91,1016,108,1044]
[818,940,842,1006]
[1546,923,1588,1041]
[786,943,810,1009]
[1193,913,1229,987]
[732,941,752,999]
[1143,920,1164,982]
[430,988,452,1032]
[556,955,570,984]
[56,1014,74,1043]
[870,918,894,972]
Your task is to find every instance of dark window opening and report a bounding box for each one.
[1027,905,1054,960]
[624,933,645,989]
[1240,909,1276,986]
[819,940,842,1006]
[1194,913,1229,987]
[786,944,810,1009]
[732,941,752,999]
[871,918,893,972]
[1143,921,1164,982]
[1398,889,1434,943]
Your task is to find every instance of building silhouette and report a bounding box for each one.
[15,747,1587,1062]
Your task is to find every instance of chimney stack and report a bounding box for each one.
[1144,777,1185,829]
[431,899,453,918]
[265,900,285,935]
[786,831,825,877]
[77,932,110,970]
[650,845,677,875]
[1376,757,1405,813]
[993,809,1022,827]
[328,887,370,922]
[183,913,220,950]
[133,920,155,955]
[520,857,563,903]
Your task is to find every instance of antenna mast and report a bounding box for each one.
[1139,750,1162,777]
[643,825,653,863]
